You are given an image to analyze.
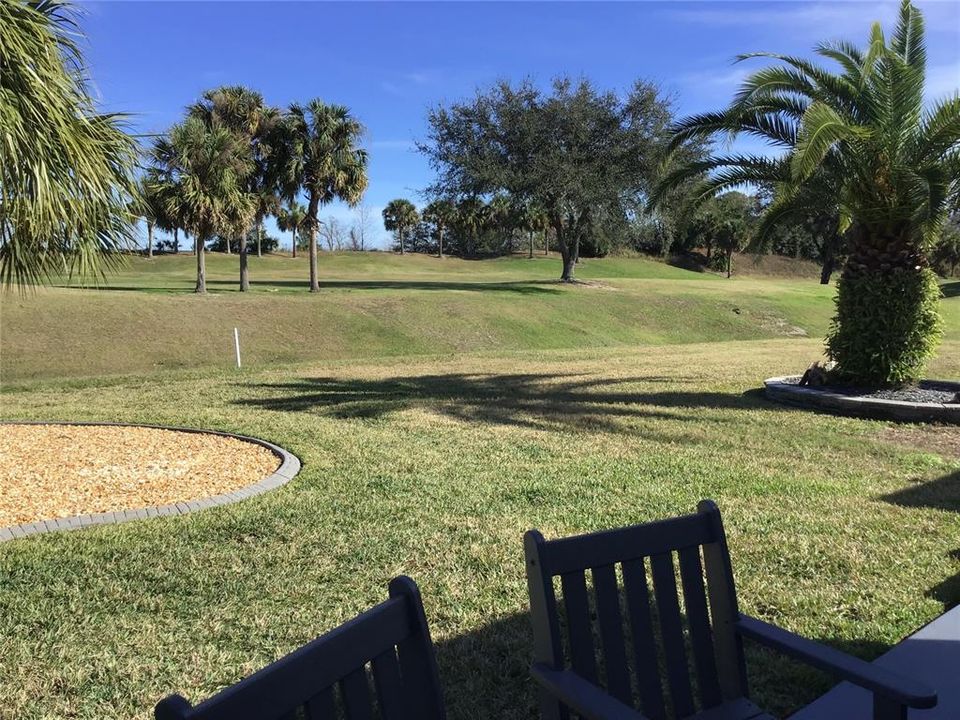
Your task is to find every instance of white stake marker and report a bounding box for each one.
[234,327,241,368]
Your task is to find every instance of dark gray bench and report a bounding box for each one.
[524,500,941,720]
[791,603,960,719]
[155,576,446,720]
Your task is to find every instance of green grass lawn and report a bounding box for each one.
[0,253,958,719]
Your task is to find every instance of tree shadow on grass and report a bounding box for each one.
[432,606,897,719]
[234,373,781,433]
[881,470,960,610]
[881,470,960,514]
[51,280,563,295]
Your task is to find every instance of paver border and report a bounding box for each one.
[0,420,301,542]
[763,377,960,424]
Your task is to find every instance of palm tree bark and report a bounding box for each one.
[820,247,836,285]
[529,230,534,259]
[291,227,297,258]
[400,226,405,254]
[257,223,262,258]
[195,238,207,293]
[438,225,444,258]
[239,235,249,291]
[308,195,320,292]
[147,222,154,259]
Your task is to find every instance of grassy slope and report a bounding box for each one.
[0,341,958,720]
[10,251,951,383]
[1,254,958,719]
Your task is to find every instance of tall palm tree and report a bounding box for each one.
[188,86,280,290]
[382,199,419,254]
[1,0,140,288]
[277,202,307,258]
[652,0,960,386]
[421,199,456,258]
[455,197,485,258]
[136,175,162,259]
[151,118,254,293]
[278,100,368,292]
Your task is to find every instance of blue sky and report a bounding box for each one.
[82,1,960,250]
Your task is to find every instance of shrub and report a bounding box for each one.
[826,268,943,387]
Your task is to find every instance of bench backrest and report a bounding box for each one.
[155,576,446,720]
[524,500,748,719]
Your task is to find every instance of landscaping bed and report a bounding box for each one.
[764,377,960,423]
[0,423,281,528]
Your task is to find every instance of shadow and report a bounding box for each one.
[435,611,537,720]
[881,470,960,514]
[431,605,907,719]
[941,281,960,299]
[234,372,780,434]
[881,470,960,612]
[208,279,564,294]
[52,280,565,295]
[928,549,960,610]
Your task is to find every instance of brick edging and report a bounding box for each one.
[763,377,960,424]
[0,421,301,542]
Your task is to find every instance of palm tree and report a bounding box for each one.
[277,202,307,258]
[188,86,280,290]
[652,0,960,386]
[151,118,254,293]
[382,199,420,254]
[136,175,163,259]
[278,100,368,292]
[1,0,140,288]
[455,197,485,258]
[421,199,456,258]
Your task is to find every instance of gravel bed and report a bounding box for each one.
[781,378,959,404]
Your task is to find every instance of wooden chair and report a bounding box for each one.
[155,576,446,720]
[524,500,937,720]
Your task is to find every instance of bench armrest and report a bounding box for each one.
[531,664,650,720]
[736,615,937,709]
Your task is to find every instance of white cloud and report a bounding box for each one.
[669,2,899,35]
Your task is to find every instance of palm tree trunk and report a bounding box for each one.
[147,222,154,259]
[726,251,732,278]
[438,225,444,258]
[257,223,262,258]
[239,235,249,292]
[400,227,405,254]
[291,227,297,258]
[173,227,180,254]
[544,230,549,255]
[195,238,206,293]
[225,235,231,255]
[308,195,320,292]
[529,230,534,259]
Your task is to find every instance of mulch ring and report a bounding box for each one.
[0,424,280,527]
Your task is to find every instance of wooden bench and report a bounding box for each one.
[524,500,939,720]
[154,576,446,720]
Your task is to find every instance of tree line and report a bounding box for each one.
[142,88,368,293]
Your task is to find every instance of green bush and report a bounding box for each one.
[826,268,943,387]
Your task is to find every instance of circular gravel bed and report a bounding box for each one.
[764,377,960,423]
[0,423,299,539]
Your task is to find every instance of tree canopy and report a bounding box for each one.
[420,77,693,280]
[1,0,140,288]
